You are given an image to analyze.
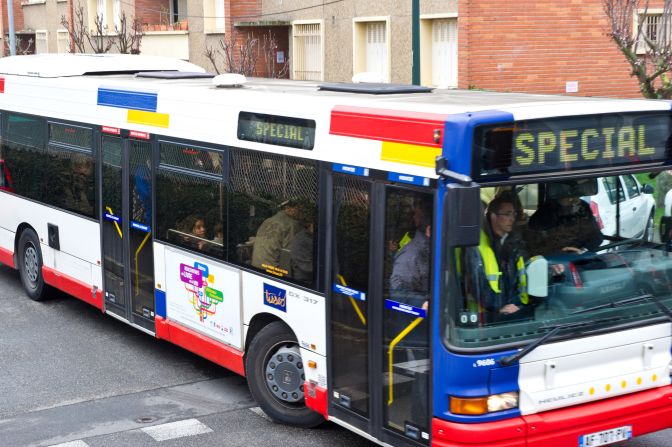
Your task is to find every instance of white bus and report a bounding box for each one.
[2,54,672,447]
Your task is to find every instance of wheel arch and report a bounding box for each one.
[245,312,293,359]
[14,222,37,267]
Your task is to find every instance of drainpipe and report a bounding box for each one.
[7,0,16,55]
[68,0,74,52]
[411,0,420,85]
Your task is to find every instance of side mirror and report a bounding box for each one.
[444,182,481,247]
[527,256,548,297]
[642,184,654,194]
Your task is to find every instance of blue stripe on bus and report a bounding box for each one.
[97,87,158,112]
[332,163,369,177]
[387,172,430,186]
[155,289,167,318]
[385,299,426,318]
[131,221,151,232]
[333,283,366,301]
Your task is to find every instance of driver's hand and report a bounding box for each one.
[562,246,586,254]
[499,303,520,315]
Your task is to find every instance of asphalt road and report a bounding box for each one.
[0,263,670,447]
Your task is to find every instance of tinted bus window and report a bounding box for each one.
[2,114,46,202]
[156,169,225,259]
[43,145,96,218]
[229,151,318,288]
[49,123,93,149]
[159,141,223,176]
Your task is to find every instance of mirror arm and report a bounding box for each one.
[436,157,473,186]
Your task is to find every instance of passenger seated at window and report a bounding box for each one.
[527,179,603,256]
[288,202,316,284]
[177,214,208,251]
[251,199,303,275]
[212,223,224,245]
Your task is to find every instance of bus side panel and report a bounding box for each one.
[241,272,327,390]
[0,192,101,289]
[0,225,14,267]
[161,245,243,350]
[153,242,167,316]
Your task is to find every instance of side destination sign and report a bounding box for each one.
[238,111,316,150]
[476,112,672,176]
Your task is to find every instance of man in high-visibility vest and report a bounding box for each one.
[476,193,529,322]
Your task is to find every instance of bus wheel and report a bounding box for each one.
[18,228,48,301]
[245,321,323,428]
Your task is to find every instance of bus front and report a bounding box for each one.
[434,107,672,447]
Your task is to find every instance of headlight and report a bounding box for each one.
[450,392,519,415]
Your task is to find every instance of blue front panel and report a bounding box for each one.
[432,109,521,423]
[155,289,167,318]
[97,87,158,112]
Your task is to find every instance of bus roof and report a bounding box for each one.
[0,54,669,179]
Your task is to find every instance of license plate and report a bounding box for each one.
[579,426,632,447]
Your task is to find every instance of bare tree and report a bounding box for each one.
[60,3,87,53]
[604,0,672,98]
[260,30,289,78]
[113,11,143,54]
[4,36,33,56]
[204,29,259,76]
[87,12,114,53]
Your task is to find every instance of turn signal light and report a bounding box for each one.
[450,397,489,415]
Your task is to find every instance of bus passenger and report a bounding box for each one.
[473,193,529,322]
[528,180,603,255]
[288,203,316,284]
[251,199,303,273]
[390,201,432,296]
[179,214,208,250]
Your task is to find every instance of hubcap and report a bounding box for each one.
[264,343,305,404]
[24,244,39,285]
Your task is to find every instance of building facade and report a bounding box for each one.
[4,0,668,98]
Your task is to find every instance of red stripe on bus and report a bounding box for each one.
[0,77,5,93]
[431,386,672,447]
[304,381,328,419]
[42,266,103,310]
[0,246,14,268]
[330,105,446,147]
[155,316,245,377]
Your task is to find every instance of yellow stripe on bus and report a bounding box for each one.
[381,141,442,168]
[127,109,170,128]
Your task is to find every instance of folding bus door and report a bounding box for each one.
[329,170,432,446]
[100,132,155,332]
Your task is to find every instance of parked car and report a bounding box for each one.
[586,175,656,242]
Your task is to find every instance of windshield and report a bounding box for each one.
[446,170,672,349]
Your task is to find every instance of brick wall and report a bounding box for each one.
[135,0,170,25]
[458,0,662,98]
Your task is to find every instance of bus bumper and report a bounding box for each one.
[432,386,672,447]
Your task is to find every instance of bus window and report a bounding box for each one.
[448,172,670,349]
[156,143,225,259]
[228,150,318,288]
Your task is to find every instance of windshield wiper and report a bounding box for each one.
[571,294,672,322]
[499,319,610,366]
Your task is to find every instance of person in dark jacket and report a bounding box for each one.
[528,182,603,255]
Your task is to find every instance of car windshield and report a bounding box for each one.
[445,170,672,349]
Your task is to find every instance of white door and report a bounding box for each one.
[432,19,458,87]
[366,22,387,81]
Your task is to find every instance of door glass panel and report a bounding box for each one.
[383,188,432,441]
[331,174,371,416]
[128,139,154,319]
[102,136,125,308]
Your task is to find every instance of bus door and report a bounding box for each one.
[100,131,155,333]
[330,172,432,445]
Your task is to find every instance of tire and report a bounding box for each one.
[643,209,655,243]
[245,321,323,428]
[17,228,48,301]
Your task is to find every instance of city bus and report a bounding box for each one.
[1,54,672,447]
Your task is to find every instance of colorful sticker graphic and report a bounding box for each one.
[179,262,224,322]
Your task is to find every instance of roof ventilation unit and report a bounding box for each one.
[212,73,247,88]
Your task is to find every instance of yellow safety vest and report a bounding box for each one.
[478,230,528,305]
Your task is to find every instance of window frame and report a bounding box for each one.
[352,16,391,83]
